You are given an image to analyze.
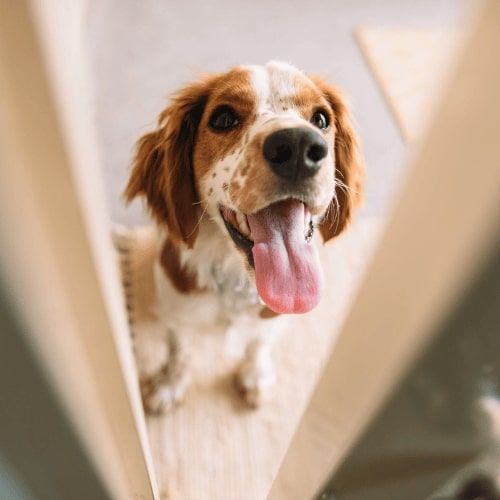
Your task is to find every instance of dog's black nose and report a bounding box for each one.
[262,127,328,181]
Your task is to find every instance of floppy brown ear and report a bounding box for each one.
[310,77,365,242]
[124,77,217,248]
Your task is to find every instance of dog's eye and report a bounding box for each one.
[209,106,240,131]
[310,110,330,131]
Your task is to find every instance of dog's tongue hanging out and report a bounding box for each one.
[246,199,323,314]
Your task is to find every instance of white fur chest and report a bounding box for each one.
[154,221,262,331]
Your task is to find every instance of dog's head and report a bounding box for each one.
[125,61,364,314]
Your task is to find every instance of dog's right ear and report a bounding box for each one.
[124,76,218,248]
[309,76,365,243]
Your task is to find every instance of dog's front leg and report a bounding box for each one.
[135,326,189,414]
[234,313,288,407]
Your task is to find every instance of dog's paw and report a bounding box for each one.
[143,382,187,414]
[235,356,276,408]
[140,370,190,414]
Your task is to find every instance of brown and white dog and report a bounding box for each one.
[125,61,364,412]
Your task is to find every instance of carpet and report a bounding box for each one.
[115,219,382,499]
[355,27,462,142]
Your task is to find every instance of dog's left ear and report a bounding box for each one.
[310,77,365,242]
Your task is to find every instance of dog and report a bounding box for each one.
[125,60,364,412]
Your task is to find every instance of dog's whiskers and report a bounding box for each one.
[335,175,360,201]
[186,199,209,239]
[331,194,341,232]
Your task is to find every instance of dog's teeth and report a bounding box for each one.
[236,212,250,237]
[305,219,314,243]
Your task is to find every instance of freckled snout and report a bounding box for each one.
[262,127,328,182]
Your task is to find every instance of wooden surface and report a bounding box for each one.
[117,221,382,500]
[356,26,463,142]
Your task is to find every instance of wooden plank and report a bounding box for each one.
[0,1,157,498]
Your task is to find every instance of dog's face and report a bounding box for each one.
[125,61,364,314]
[194,62,336,221]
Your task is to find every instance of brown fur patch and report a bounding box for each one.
[193,67,256,183]
[160,238,201,294]
[291,73,334,124]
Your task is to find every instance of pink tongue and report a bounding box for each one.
[247,199,323,314]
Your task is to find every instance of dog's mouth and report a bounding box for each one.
[220,199,323,314]
[220,201,314,260]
